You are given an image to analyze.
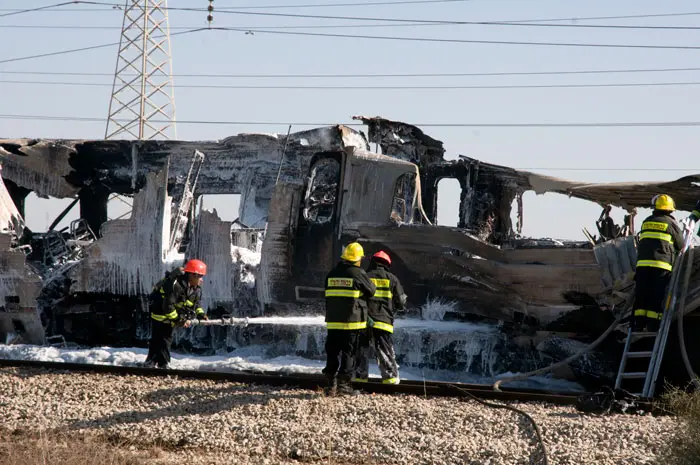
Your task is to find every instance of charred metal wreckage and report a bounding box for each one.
[1,116,699,387]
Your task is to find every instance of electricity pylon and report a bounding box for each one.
[105,0,177,140]
[104,0,177,220]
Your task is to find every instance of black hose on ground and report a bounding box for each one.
[675,244,700,390]
[449,384,549,465]
[492,311,625,392]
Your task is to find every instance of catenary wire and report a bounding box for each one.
[4,1,700,31]
[4,19,700,31]
[0,0,471,12]
[4,79,700,90]
[5,114,700,129]
[165,6,700,31]
[3,30,698,67]
[3,66,700,79]
[0,27,207,65]
[0,1,79,18]
[172,0,472,8]
[207,26,700,50]
[2,2,700,26]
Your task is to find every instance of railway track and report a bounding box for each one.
[0,356,587,405]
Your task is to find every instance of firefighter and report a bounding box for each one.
[632,195,683,332]
[354,250,408,385]
[143,259,208,369]
[323,242,376,396]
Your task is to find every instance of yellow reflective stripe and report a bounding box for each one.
[693,210,700,218]
[159,288,165,295]
[195,307,205,315]
[372,321,394,333]
[634,309,662,320]
[352,378,369,383]
[185,300,194,307]
[151,310,178,322]
[370,278,391,289]
[325,289,362,298]
[639,231,672,243]
[642,221,669,232]
[382,378,400,385]
[637,260,672,271]
[327,278,354,288]
[326,321,367,330]
[374,290,393,299]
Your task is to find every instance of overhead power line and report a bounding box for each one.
[183,0,472,8]
[0,0,470,13]
[179,7,700,31]
[3,28,697,67]
[0,1,78,18]
[5,20,700,31]
[0,28,206,65]
[5,79,700,90]
[4,114,700,128]
[211,26,700,50]
[3,66,700,79]
[3,2,700,27]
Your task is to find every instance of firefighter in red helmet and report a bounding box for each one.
[354,250,407,385]
[143,259,208,369]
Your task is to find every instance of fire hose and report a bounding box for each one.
[182,316,250,327]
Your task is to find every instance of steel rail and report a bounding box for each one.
[0,357,586,405]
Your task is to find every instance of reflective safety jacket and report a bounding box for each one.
[366,262,407,333]
[149,268,204,325]
[636,211,684,272]
[324,261,376,330]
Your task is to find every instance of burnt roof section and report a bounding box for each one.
[352,115,445,167]
[457,155,700,212]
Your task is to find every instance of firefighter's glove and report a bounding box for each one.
[689,200,700,221]
[197,314,208,321]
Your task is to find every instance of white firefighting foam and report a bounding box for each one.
[0,342,584,392]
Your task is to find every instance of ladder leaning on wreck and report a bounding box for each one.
[615,219,700,397]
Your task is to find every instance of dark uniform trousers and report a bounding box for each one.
[323,329,361,384]
[632,267,672,332]
[355,327,399,382]
[146,320,174,368]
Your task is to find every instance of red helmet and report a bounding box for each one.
[183,259,207,276]
[372,250,391,266]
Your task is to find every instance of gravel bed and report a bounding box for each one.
[0,367,677,464]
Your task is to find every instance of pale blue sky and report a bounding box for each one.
[2,0,699,239]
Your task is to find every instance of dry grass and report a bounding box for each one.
[656,383,700,465]
[0,429,164,465]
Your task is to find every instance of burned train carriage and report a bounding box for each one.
[2,117,700,361]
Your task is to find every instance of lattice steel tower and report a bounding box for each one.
[105,0,177,140]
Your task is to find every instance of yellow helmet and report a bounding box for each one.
[652,194,675,211]
[341,242,364,262]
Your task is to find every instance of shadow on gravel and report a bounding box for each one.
[67,383,321,432]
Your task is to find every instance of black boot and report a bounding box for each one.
[337,377,360,396]
[324,376,338,396]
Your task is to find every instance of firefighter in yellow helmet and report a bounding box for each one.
[632,195,683,331]
[322,242,376,396]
